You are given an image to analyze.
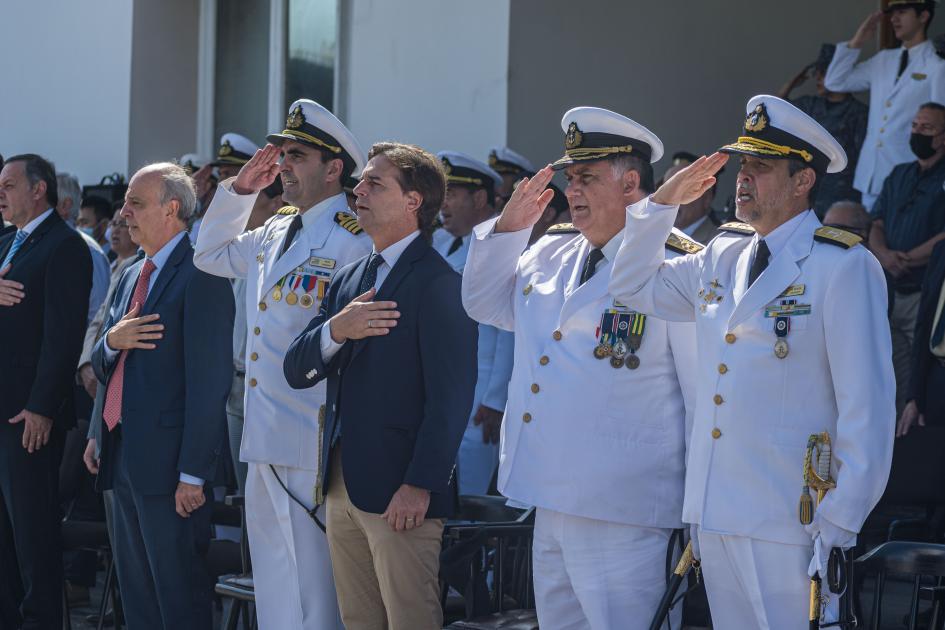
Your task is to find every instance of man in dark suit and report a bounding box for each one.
[284,142,477,630]
[0,154,92,629]
[90,162,233,630]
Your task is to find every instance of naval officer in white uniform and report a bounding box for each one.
[462,107,699,629]
[825,0,945,207]
[609,95,895,629]
[433,151,514,494]
[194,99,371,629]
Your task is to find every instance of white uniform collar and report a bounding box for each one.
[300,192,346,229]
[598,230,623,264]
[754,210,812,260]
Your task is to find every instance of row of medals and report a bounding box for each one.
[593,338,641,369]
[272,285,314,308]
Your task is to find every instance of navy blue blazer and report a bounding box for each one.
[91,236,234,495]
[284,234,478,518]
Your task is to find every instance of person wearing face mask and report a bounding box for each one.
[870,102,945,412]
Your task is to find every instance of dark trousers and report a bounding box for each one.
[0,423,65,630]
[61,414,105,588]
[111,435,213,630]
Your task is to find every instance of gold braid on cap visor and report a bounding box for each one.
[726,136,813,163]
[280,129,342,154]
[447,175,484,186]
[564,145,636,159]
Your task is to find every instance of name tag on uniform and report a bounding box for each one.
[309,254,336,269]
[913,72,928,81]
[764,303,812,318]
[779,284,805,297]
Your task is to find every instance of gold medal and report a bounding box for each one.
[272,288,282,301]
[609,356,625,369]
[625,354,640,370]
[593,343,612,359]
[285,292,299,306]
[300,294,314,308]
[774,339,789,359]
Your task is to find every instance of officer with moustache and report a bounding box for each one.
[463,107,699,628]
[193,99,371,630]
[609,96,895,628]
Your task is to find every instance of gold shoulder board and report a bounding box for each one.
[334,211,363,235]
[719,222,755,235]
[545,222,579,235]
[814,226,861,249]
[275,205,299,216]
[665,232,704,255]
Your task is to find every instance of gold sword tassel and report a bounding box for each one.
[802,432,836,629]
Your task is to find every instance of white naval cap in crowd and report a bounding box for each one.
[552,106,664,171]
[267,98,367,176]
[437,151,503,191]
[488,146,537,176]
[720,94,848,174]
[212,132,259,166]
[177,153,207,175]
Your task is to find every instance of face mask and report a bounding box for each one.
[910,132,937,160]
[104,226,113,241]
[78,226,95,237]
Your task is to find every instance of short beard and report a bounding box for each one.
[735,183,792,226]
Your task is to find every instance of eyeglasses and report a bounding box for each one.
[110,220,129,229]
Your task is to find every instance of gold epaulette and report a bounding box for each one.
[545,222,579,235]
[665,232,704,255]
[334,211,363,235]
[275,205,299,216]
[814,226,861,249]
[719,222,755,235]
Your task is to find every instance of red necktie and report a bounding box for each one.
[103,260,157,431]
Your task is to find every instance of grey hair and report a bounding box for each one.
[56,172,82,222]
[142,162,196,222]
[608,154,655,194]
[825,200,872,232]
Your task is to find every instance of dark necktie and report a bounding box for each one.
[358,253,385,294]
[579,248,605,285]
[278,215,303,259]
[898,49,909,80]
[447,236,463,256]
[748,240,770,287]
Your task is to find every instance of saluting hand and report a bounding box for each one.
[0,264,25,306]
[651,153,728,207]
[105,302,163,351]
[495,165,557,233]
[850,11,883,49]
[328,288,400,343]
[232,144,282,195]
[9,409,53,453]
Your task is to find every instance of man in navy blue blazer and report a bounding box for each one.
[90,163,233,630]
[284,142,477,629]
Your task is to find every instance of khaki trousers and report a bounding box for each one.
[326,450,444,630]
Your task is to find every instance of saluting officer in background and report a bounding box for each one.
[462,107,699,629]
[433,151,513,494]
[610,96,895,628]
[194,99,371,630]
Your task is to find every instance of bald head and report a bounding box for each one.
[823,201,871,240]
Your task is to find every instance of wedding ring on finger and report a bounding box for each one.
[368,320,374,328]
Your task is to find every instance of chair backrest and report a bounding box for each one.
[855,541,945,630]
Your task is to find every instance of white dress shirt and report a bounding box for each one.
[320,230,420,361]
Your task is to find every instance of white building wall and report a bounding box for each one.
[341,0,510,160]
[0,0,133,186]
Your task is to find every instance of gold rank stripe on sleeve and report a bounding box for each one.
[334,212,363,235]
[276,205,299,215]
[813,226,862,249]
[665,232,705,255]
[719,222,755,235]
[545,222,579,234]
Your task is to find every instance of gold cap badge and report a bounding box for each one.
[218,140,232,157]
[745,104,769,133]
[565,122,583,149]
[286,104,305,130]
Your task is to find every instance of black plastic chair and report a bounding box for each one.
[441,495,537,629]
[60,520,120,630]
[855,540,945,629]
[213,495,256,630]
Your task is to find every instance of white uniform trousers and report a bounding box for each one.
[533,508,677,630]
[699,531,839,630]
[245,462,342,630]
[457,423,499,495]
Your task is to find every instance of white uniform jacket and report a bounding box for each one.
[825,40,945,196]
[609,199,895,545]
[462,218,698,528]
[194,181,372,469]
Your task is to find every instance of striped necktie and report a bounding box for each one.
[0,230,27,270]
